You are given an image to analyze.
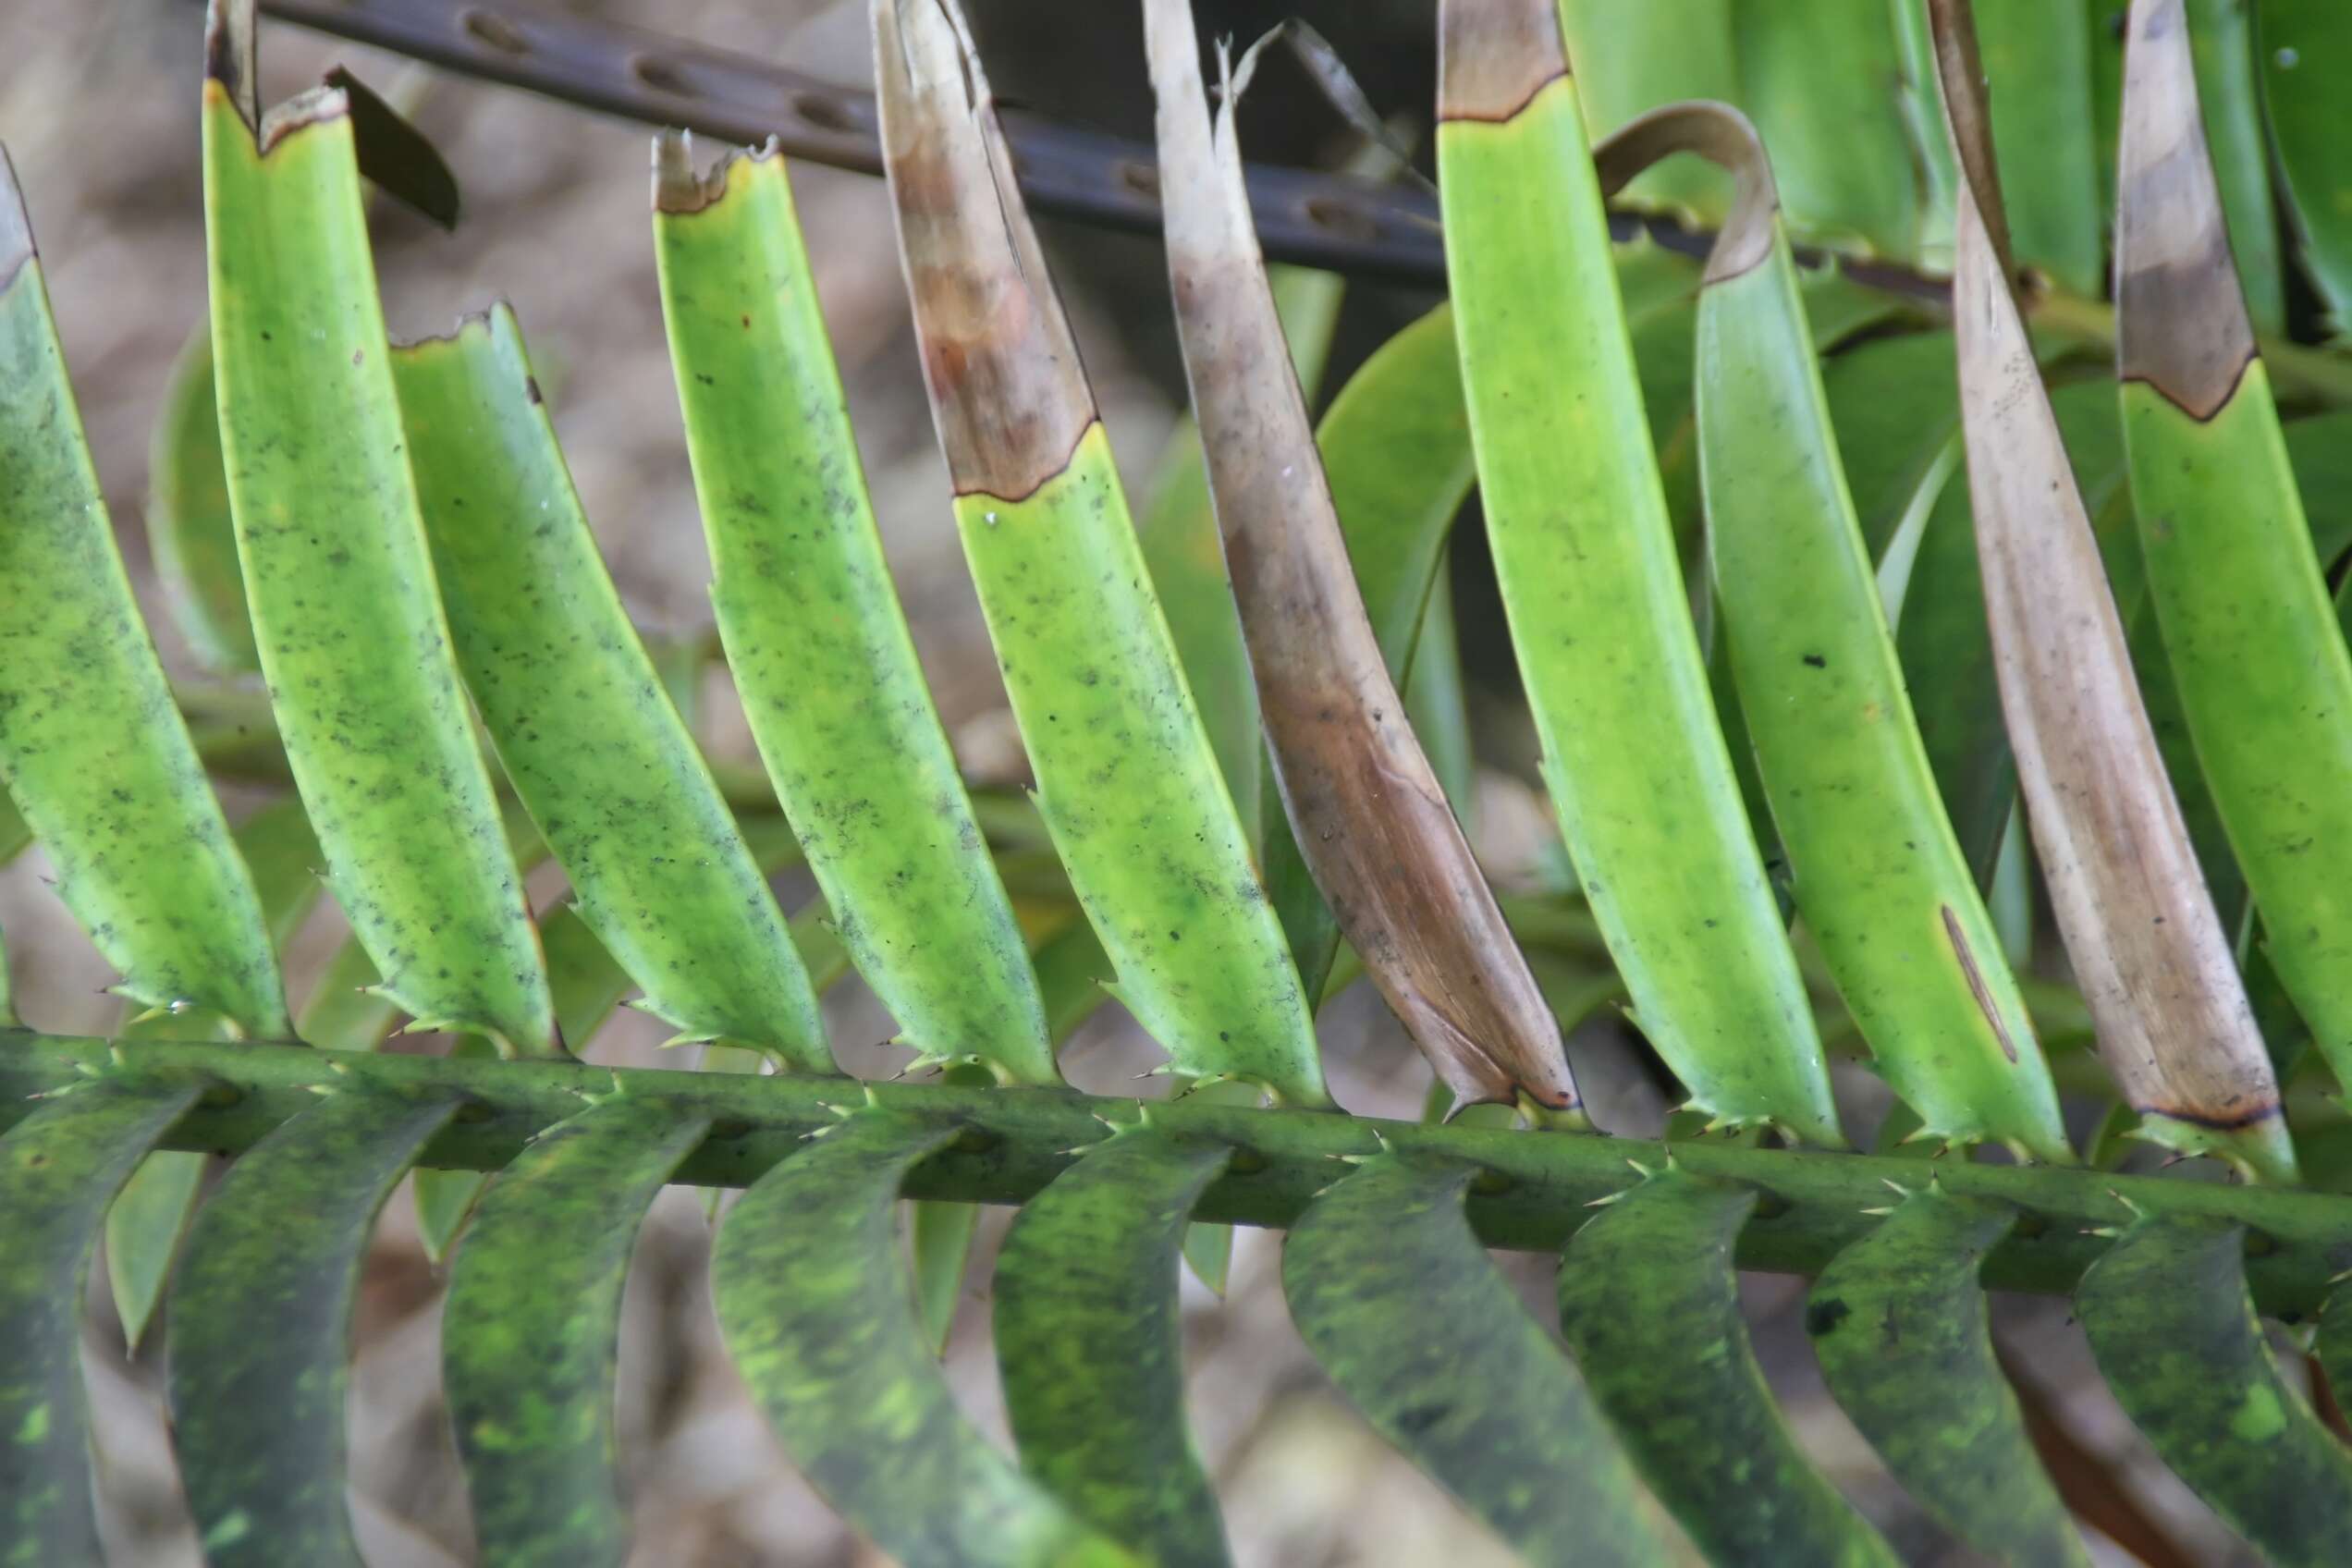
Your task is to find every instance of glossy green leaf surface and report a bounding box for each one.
[711,1109,1135,1568]
[393,303,827,1072]
[2076,1216,2352,1566]
[995,1127,1231,1566]
[167,1087,458,1567]
[1403,569,1476,825]
[2184,0,2285,335]
[655,143,1042,1081]
[1557,0,1735,224]
[1287,1157,1686,1565]
[0,154,288,1038]
[2263,0,2352,329]
[1558,1170,1899,1567]
[144,325,258,672]
[1808,1191,2090,1567]
[1822,332,1959,559]
[1732,0,1917,257]
[1438,13,1836,1142]
[1698,226,2067,1158]
[0,1075,199,1568]
[1889,0,1961,269]
[1976,0,2102,295]
[202,80,554,1054]
[444,1094,712,1568]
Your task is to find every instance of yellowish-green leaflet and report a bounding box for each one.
[2114,0,2352,1096]
[652,138,1045,1083]
[0,147,288,1037]
[874,0,1322,1105]
[1436,0,1838,1143]
[201,18,556,1056]
[391,303,830,1073]
[1614,104,2070,1160]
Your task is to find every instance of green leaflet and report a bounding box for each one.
[2318,1280,2352,1435]
[1975,0,2102,296]
[1029,914,1117,1047]
[1797,258,1905,352]
[2263,0,2352,330]
[1697,221,2069,1158]
[2076,1216,2352,1565]
[994,1127,1232,1566]
[1732,0,1918,258]
[909,1189,980,1354]
[2116,1,2352,1091]
[1437,17,1837,1142]
[202,74,555,1055]
[653,143,1042,1082]
[167,1088,459,1568]
[0,1075,200,1568]
[444,1095,712,1568]
[1403,567,1476,826]
[1558,1170,1899,1567]
[105,794,326,1349]
[2122,367,2352,1093]
[301,802,548,1055]
[1823,332,1960,559]
[2285,410,2352,570]
[1284,1158,1687,1565]
[145,325,259,672]
[951,427,1322,1105]
[1556,0,1736,224]
[391,304,828,1072]
[1888,0,1961,269]
[710,1109,1135,1568]
[1140,263,1345,855]
[1807,1192,2091,1567]
[2184,0,2285,336]
[875,0,1317,1106]
[0,155,288,1037]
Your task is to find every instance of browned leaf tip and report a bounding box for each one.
[204,0,260,131]
[2114,0,2256,420]
[1145,0,1575,1115]
[1944,105,2284,1150]
[1436,0,1571,126]
[0,143,32,292]
[1592,102,1778,285]
[1923,0,2015,278]
[654,129,782,215]
[873,0,1095,501]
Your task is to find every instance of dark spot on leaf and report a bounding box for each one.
[1802,653,1827,669]
[1805,1297,1850,1337]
